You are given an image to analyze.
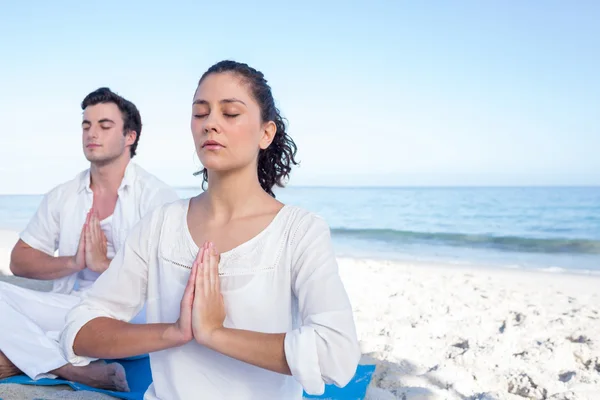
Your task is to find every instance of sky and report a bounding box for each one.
[0,0,599,194]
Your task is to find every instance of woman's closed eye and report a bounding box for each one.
[193,113,239,119]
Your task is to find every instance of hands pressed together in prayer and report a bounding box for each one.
[164,243,290,375]
[171,242,226,348]
[72,208,111,273]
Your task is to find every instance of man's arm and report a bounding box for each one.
[10,235,85,280]
[12,184,85,280]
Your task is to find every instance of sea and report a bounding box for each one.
[1,186,599,274]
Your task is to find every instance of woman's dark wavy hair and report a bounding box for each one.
[194,60,299,197]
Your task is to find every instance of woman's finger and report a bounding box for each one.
[194,246,204,266]
[210,245,219,293]
[195,247,206,297]
[201,242,209,264]
[185,259,198,301]
[203,243,212,295]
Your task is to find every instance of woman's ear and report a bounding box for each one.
[259,121,277,150]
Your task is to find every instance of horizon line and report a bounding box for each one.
[1,184,599,196]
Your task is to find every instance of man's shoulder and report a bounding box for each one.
[129,163,175,193]
[43,169,88,202]
[138,197,189,231]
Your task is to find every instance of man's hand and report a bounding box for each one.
[85,209,110,273]
[70,221,87,272]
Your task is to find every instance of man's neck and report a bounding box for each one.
[90,156,130,194]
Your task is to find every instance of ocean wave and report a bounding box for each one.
[330,227,600,255]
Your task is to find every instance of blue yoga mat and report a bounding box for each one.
[0,357,151,400]
[304,364,376,400]
[0,357,375,400]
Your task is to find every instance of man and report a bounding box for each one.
[0,87,179,391]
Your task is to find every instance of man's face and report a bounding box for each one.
[81,103,134,164]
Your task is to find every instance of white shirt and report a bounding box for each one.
[60,199,361,400]
[20,162,180,294]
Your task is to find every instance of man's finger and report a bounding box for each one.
[84,223,91,246]
[91,215,100,243]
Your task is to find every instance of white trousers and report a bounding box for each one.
[0,281,145,380]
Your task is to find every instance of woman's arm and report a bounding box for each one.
[73,318,185,360]
[282,215,361,395]
[59,207,195,364]
[206,329,290,375]
[72,257,200,359]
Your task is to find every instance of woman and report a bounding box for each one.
[60,60,361,399]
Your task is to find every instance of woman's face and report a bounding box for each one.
[191,72,275,175]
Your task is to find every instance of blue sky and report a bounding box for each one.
[0,0,598,193]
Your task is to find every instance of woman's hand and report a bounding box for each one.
[165,248,204,346]
[192,242,225,347]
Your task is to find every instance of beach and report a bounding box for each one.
[342,258,600,400]
[1,228,599,399]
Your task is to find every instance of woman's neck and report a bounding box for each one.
[201,167,272,221]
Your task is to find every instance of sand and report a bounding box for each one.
[1,229,599,399]
[341,258,600,400]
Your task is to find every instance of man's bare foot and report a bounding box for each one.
[53,360,129,392]
[0,351,21,379]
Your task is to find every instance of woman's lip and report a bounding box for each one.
[203,144,223,150]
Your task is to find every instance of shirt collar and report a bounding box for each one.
[77,162,136,194]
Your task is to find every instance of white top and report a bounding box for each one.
[60,199,361,400]
[19,162,180,294]
[78,214,115,290]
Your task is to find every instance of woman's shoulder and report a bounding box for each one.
[280,205,332,239]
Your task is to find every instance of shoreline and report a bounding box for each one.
[3,227,599,278]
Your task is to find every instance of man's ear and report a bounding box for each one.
[125,130,137,146]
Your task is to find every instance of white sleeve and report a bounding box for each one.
[19,186,62,255]
[284,214,361,395]
[59,207,159,366]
